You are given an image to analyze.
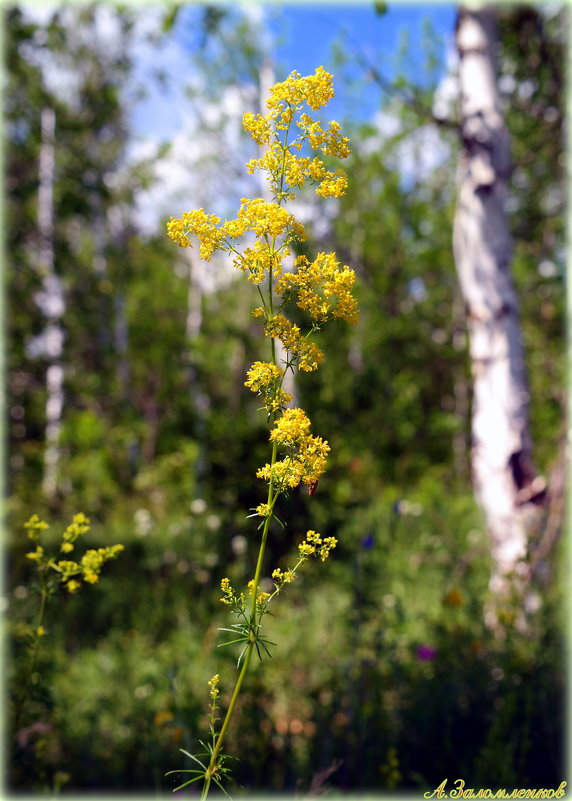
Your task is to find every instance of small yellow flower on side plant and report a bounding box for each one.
[208,674,220,699]
[80,546,124,584]
[25,545,45,563]
[23,513,124,593]
[23,514,49,540]
[220,577,235,605]
[60,513,90,553]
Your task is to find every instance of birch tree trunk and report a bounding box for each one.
[36,107,65,502]
[452,8,545,609]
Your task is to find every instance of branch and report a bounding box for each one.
[363,58,460,133]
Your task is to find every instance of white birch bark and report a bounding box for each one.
[36,107,65,501]
[452,9,545,604]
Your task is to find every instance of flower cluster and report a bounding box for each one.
[24,514,124,594]
[220,576,271,611]
[60,513,90,554]
[167,199,304,268]
[298,530,338,562]
[271,567,295,588]
[243,67,350,202]
[219,576,239,607]
[267,66,334,112]
[277,253,359,325]
[166,209,223,260]
[208,674,220,700]
[257,408,330,491]
[244,361,292,413]
[54,545,124,593]
[247,579,270,605]
[263,314,324,372]
[24,514,50,539]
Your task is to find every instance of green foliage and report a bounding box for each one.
[9,489,564,792]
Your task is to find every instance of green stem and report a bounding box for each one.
[13,577,49,735]
[200,104,294,801]
[249,441,277,623]
[201,439,278,798]
[200,776,211,801]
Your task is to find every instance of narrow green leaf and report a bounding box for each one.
[218,637,248,648]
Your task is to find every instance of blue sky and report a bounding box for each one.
[268,4,457,120]
[167,3,457,123]
[126,2,458,228]
[270,4,456,75]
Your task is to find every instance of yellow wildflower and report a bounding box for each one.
[245,361,292,413]
[298,541,315,557]
[23,514,49,540]
[208,674,220,699]
[238,197,295,238]
[322,121,351,158]
[277,253,359,325]
[220,577,234,605]
[25,546,45,563]
[167,209,223,260]
[57,559,81,579]
[245,361,283,392]
[270,408,312,446]
[80,545,124,584]
[247,579,270,605]
[242,112,274,145]
[234,242,281,285]
[272,568,295,586]
[298,530,337,561]
[257,409,330,490]
[315,170,348,199]
[60,512,90,553]
[266,67,334,112]
[264,314,324,372]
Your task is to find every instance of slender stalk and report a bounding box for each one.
[198,95,306,801]
[13,577,49,734]
[249,441,278,622]
[201,438,278,793]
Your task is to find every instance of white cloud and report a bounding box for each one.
[20,4,130,109]
[360,106,451,184]
[128,79,259,234]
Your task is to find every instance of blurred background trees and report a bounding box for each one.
[6,2,566,794]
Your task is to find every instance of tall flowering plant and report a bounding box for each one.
[166,67,358,798]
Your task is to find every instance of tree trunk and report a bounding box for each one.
[452,8,545,609]
[37,107,65,502]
